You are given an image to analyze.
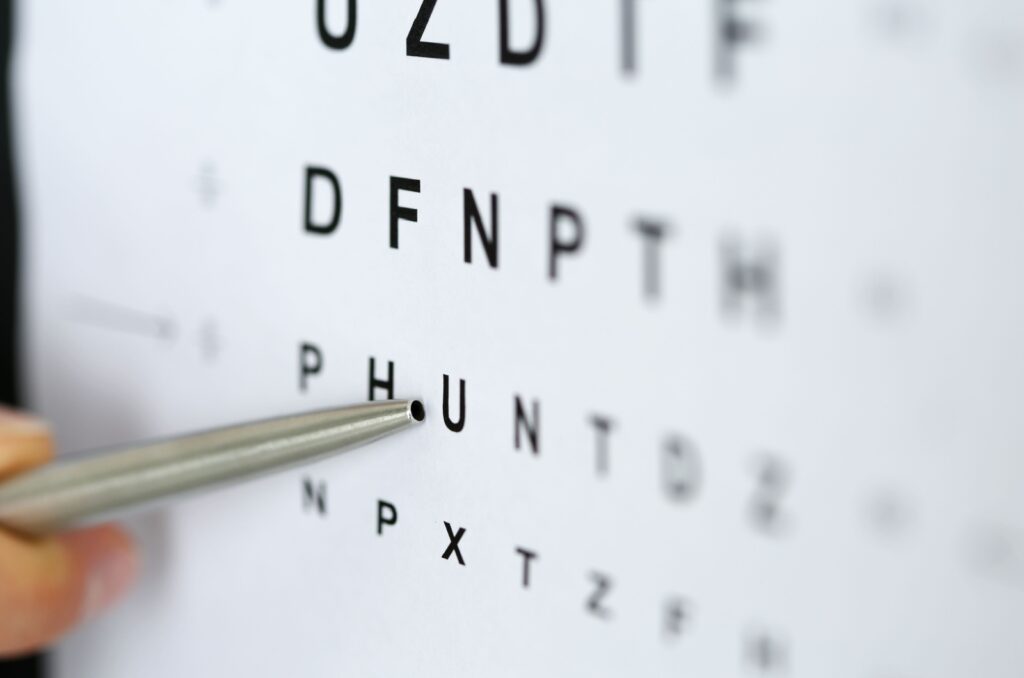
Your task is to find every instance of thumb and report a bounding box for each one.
[0,408,140,657]
[0,524,138,658]
[0,409,140,659]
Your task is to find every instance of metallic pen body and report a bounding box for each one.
[0,400,424,536]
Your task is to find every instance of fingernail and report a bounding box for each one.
[63,526,140,620]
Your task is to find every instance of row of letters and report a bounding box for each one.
[303,166,782,324]
[298,345,793,534]
[315,0,766,84]
[299,488,792,672]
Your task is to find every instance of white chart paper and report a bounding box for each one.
[13,1,1024,676]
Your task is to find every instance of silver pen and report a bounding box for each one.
[0,399,425,536]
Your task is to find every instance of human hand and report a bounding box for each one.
[0,408,138,657]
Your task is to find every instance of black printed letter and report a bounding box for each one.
[586,572,613,619]
[745,627,788,673]
[390,177,421,249]
[662,434,702,502]
[317,0,356,50]
[442,521,466,565]
[749,454,790,534]
[715,0,764,85]
[516,547,538,588]
[721,234,781,324]
[589,414,615,477]
[303,477,327,515]
[621,0,641,75]
[635,220,669,301]
[549,205,585,281]
[442,374,466,432]
[368,357,395,401]
[514,396,540,454]
[499,0,545,66]
[300,342,323,392]
[377,500,398,535]
[664,597,690,640]
[407,0,450,59]
[463,189,499,268]
[304,166,341,235]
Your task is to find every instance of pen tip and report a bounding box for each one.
[409,400,426,422]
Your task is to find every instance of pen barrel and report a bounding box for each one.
[0,401,420,536]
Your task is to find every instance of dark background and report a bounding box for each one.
[0,2,43,676]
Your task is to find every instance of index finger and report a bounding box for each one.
[0,408,54,481]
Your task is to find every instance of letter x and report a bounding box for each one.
[442,521,466,565]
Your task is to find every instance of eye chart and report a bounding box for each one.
[13,0,1024,676]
